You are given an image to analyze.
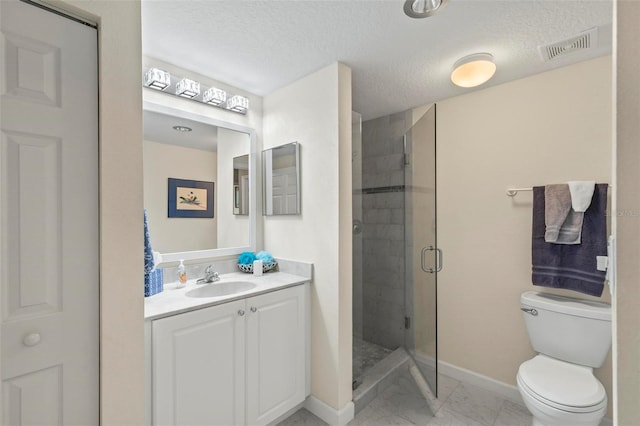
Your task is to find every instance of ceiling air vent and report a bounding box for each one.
[539,27,598,62]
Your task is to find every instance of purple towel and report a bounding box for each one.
[532,184,608,297]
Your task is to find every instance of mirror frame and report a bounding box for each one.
[143,100,257,263]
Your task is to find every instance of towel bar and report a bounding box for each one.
[506,187,533,197]
[507,184,610,197]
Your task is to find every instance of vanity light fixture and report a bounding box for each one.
[144,67,170,90]
[451,53,496,88]
[143,67,249,115]
[176,78,200,98]
[227,95,249,113]
[403,0,448,18]
[172,125,192,132]
[203,87,227,106]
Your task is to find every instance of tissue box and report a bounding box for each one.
[144,268,164,297]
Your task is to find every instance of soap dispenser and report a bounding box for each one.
[176,259,187,288]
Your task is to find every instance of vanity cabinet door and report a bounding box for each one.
[152,300,246,426]
[246,285,308,426]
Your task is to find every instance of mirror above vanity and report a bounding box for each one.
[143,101,256,263]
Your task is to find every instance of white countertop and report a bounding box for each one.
[144,271,310,321]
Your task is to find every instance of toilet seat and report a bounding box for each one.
[518,355,607,414]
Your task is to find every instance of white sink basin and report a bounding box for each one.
[185,281,257,298]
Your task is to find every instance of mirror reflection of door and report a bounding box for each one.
[233,155,249,215]
[272,167,298,215]
[263,142,300,216]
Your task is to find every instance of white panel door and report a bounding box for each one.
[152,300,246,426]
[0,0,99,424]
[246,286,306,426]
[271,167,297,215]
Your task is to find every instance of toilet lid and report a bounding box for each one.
[518,355,606,410]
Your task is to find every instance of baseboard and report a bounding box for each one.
[267,402,305,426]
[600,417,613,426]
[304,395,354,426]
[412,353,524,405]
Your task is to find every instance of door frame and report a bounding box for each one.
[23,1,145,424]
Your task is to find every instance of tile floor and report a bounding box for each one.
[277,370,532,426]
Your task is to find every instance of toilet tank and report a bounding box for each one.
[521,291,611,368]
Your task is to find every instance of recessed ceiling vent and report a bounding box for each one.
[539,27,598,62]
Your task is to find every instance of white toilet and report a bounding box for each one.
[517,291,611,426]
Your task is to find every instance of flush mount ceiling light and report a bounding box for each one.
[176,78,200,98]
[144,68,170,90]
[450,53,497,88]
[403,0,448,18]
[172,125,192,132]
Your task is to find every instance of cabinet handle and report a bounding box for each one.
[250,306,257,313]
[238,309,245,316]
[23,332,41,347]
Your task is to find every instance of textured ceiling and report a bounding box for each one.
[142,0,612,121]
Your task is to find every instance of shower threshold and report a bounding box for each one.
[352,346,437,415]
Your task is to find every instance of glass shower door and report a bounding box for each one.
[404,104,439,396]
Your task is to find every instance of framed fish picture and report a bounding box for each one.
[168,178,214,218]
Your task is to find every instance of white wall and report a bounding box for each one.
[53,1,145,424]
[437,56,613,416]
[263,63,353,411]
[143,140,217,253]
[614,1,640,422]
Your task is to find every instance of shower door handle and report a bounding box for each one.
[421,246,443,274]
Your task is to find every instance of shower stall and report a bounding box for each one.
[352,105,439,399]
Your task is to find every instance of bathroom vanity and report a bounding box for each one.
[144,272,310,426]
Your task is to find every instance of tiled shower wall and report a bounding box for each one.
[359,110,413,350]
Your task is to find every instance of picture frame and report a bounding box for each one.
[168,178,214,218]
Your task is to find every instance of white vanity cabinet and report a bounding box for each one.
[150,283,309,426]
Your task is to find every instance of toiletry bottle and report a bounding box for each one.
[177,259,187,288]
[253,259,263,277]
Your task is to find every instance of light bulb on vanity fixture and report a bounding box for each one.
[227,95,249,113]
[176,78,200,98]
[203,87,227,106]
[144,68,170,90]
[451,53,496,88]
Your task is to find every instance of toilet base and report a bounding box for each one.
[530,414,601,426]
[524,399,603,426]
[518,375,606,426]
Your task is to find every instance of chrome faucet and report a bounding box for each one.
[196,264,220,284]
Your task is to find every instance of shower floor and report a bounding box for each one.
[353,336,393,381]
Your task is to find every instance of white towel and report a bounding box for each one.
[153,251,163,269]
[568,181,596,212]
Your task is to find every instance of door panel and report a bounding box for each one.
[3,365,62,425]
[4,132,62,319]
[404,105,438,396]
[247,286,306,426]
[0,1,99,424]
[152,301,246,426]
